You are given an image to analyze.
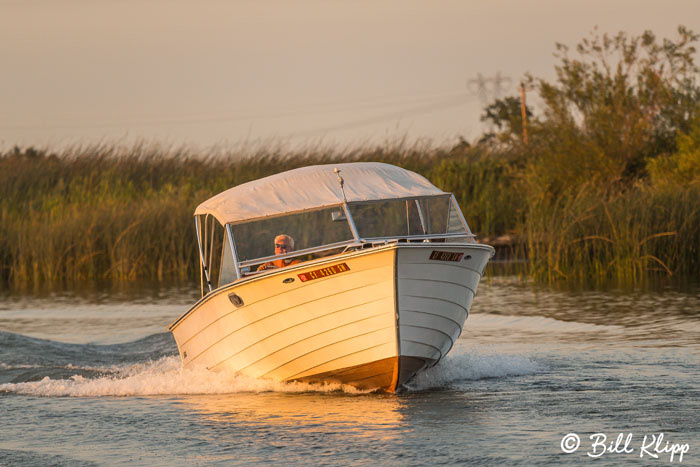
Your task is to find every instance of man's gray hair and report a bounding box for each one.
[275,234,294,249]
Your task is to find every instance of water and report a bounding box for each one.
[1,278,698,465]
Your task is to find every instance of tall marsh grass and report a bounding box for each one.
[1,142,698,288]
[0,143,517,287]
[525,183,700,285]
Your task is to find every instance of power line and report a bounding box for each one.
[283,94,479,139]
[0,91,472,132]
[1,76,503,141]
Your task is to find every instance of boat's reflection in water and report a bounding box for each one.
[178,387,498,462]
[180,391,406,436]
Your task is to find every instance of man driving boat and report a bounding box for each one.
[257,234,301,271]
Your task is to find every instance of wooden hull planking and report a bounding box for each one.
[169,244,492,392]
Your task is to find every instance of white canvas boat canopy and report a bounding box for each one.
[195,162,447,224]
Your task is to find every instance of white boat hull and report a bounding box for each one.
[169,243,493,392]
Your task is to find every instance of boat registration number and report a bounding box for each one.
[298,263,351,282]
[429,250,463,262]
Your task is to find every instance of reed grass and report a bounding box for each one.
[0,142,518,287]
[524,182,700,285]
[2,141,698,288]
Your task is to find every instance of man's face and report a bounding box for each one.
[275,237,292,255]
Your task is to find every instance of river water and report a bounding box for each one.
[1,277,698,466]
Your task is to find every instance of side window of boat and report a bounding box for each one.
[417,196,467,235]
[347,196,468,240]
[230,207,355,264]
[198,215,226,290]
[219,229,237,286]
[349,200,424,238]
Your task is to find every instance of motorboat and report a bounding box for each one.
[169,162,494,392]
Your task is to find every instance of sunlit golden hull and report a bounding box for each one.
[169,243,493,392]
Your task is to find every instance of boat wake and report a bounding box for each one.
[0,330,540,397]
[406,345,541,391]
[0,355,368,397]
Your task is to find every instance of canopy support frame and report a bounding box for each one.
[195,215,213,293]
[225,224,242,281]
[451,194,473,236]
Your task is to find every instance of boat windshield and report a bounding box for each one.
[227,195,468,274]
[230,206,354,265]
[348,195,467,239]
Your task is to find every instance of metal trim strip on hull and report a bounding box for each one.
[391,248,401,393]
[399,309,465,330]
[402,339,443,357]
[400,324,454,352]
[399,277,477,297]
[401,294,470,316]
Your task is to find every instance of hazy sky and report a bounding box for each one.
[2,0,699,151]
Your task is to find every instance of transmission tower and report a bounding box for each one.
[467,72,513,132]
[467,72,512,106]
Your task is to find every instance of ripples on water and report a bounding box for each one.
[0,278,698,465]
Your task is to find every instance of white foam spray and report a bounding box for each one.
[0,362,42,370]
[0,356,367,397]
[1,346,541,397]
[407,345,541,390]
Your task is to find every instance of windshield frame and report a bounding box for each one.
[202,193,474,285]
[345,193,471,241]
